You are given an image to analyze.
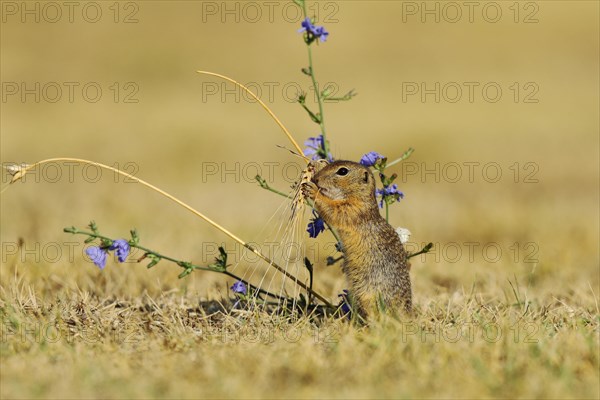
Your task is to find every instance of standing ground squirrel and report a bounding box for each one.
[302,160,412,317]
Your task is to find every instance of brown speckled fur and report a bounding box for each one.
[302,160,412,317]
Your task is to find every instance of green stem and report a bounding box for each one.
[255,176,292,198]
[323,222,341,247]
[408,242,434,259]
[263,185,291,198]
[256,176,342,245]
[327,255,343,266]
[301,3,329,155]
[307,46,327,145]
[386,148,415,168]
[385,202,389,222]
[306,260,314,309]
[221,270,286,301]
[65,228,286,301]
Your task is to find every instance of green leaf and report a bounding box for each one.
[374,157,388,173]
[256,175,267,188]
[303,257,313,273]
[130,229,140,245]
[400,147,414,161]
[297,92,307,104]
[298,293,307,307]
[218,246,227,262]
[216,247,228,270]
[381,173,397,187]
[88,221,99,235]
[178,268,193,279]
[327,256,342,266]
[407,242,434,259]
[298,100,321,124]
[146,254,160,268]
[324,89,358,102]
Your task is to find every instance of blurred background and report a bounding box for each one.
[1,1,598,303]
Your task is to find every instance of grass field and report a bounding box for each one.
[1,1,599,399]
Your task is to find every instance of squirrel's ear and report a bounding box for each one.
[363,171,369,183]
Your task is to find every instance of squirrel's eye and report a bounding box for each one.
[336,167,349,176]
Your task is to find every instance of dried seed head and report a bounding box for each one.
[3,163,30,183]
[290,159,329,219]
[395,227,411,244]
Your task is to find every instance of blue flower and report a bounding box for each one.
[303,136,321,159]
[338,290,352,317]
[307,212,326,238]
[298,17,329,43]
[109,239,130,263]
[314,26,329,42]
[231,280,247,295]
[303,135,333,161]
[86,246,108,270]
[360,151,385,167]
[376,184,404,208]
[298,17,316,34]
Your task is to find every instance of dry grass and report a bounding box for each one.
[1,252,598,399]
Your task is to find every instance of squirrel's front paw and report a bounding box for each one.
[301,181,318,200]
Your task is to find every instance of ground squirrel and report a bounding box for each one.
[302,160,412,317]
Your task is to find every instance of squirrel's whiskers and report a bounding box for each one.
[4,158,333,309]
[232,184,311,312]
[5,71,337,311]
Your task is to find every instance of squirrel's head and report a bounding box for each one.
[312,160,377,206]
